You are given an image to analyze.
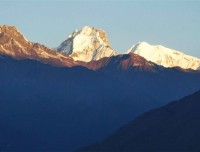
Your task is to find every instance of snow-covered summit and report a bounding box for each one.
[129,42,200,70]
[57,26,117,62]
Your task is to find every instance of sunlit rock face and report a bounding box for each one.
[57,26,117,62]
[78,52,157,72]
[0,25,75,67]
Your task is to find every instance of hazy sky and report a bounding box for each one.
[0,0,200,57]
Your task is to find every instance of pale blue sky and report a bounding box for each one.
[0,0,200,57]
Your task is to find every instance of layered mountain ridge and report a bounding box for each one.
[1,54,200,151]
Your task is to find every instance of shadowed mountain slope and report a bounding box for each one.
[80,52,200,103]
[1,55,200,151]
[0,56,159,151]
[80,90,200,152]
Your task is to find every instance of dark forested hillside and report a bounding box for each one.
[81,90,200,152]
[0,56,200,151]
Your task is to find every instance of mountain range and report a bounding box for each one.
[0,25,200,151]
[1,25,200,70]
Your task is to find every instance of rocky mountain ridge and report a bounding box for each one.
[0,25,75,67]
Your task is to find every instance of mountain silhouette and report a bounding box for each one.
[80,90,200,151]
[1,56,200,151]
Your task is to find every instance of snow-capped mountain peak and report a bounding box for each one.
[57,26,117,62]
[129,42,200,70]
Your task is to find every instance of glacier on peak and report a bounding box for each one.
[56,26,117,62]
[128,42,200,70]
